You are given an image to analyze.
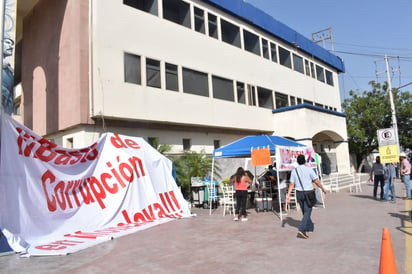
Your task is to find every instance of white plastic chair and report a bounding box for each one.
[286,188,299,212]
[329,173,339,192]
[350,173,362,193]
[222,185,236,216]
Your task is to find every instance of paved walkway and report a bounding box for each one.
[0,176,411,274]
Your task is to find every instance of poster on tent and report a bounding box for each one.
[0,114,190,256]
[276,146,316,171]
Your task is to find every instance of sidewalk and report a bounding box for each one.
[0,178,411,274]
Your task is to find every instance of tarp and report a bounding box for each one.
[213,135,305,158]
[0,114,191,256]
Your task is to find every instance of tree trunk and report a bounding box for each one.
[357,158,367,173]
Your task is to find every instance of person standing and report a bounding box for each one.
[232,167,252,221]
[383,163,396,202]
[369,156,385,200]
[286,155,326,239]
[400,152,411,200]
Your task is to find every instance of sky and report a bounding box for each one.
[245,0,412,101]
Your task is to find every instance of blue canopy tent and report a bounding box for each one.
[213,135,305,158]
[210,135,306,219]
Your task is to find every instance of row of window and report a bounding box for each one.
[148,137,220,151]
[124,52,337,111]
[123,0,335,86]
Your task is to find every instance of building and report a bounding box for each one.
[14,0,350,174]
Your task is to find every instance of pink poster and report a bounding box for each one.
[276,146,316,171]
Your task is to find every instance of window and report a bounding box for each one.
[208,13,218,39]
[270,42,277,62]
[146,58,161,88]
[14,102,21,115]
[194,7,205,34]
[290,96,296,106]
[214,140,220,149]
[243,29,260,55]
[66,137,73,149]
[262,39,269,59]
[310,62,315,78]
[162,0,190,28]
[303,99,313,105]
[278,47,291,68]
[237,81,245,104]
[297,97,302,104]
[212,75,234,101]
[304,60,311,76]
[183,138,191,150]
[315,103,323,108]
[182,68,209,97]
[124,52,141,84]
[293,54,304,74]
[166,63,178,91]
[220,19,241,48]
[275,92,288,109]
[316,65,325,82]
[257,87,273,109]
[325,70,334,86]
[123,0,157,15]
[246,84,256,106]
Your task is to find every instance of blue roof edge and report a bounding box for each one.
[201,0,345,73]
[272,103,347,118]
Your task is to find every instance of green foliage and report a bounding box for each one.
[342,81,412,168]
[148,137,172,154]
[171,150,221,199]
[150,142,221,200]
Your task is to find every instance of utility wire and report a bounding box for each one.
[334,50,412,60]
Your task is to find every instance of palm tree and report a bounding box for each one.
[148,137,220,199]
[173,150,220,200]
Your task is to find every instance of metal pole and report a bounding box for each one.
[384,55,400,154]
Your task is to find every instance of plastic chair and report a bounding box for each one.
[350,173,362,193]
[222,185,236,216]
[286,188,299,212]
[329,173,339,192]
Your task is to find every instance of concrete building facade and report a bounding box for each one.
[14,0,351,173]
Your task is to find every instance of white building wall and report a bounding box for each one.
[50,0,351,174]
[89,0,341,132]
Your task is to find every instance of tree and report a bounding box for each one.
[149,136,221,199]
[171,150,221,200]
[342,81,412,171]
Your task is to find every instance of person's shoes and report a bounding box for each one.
[241,216,248,221]
[402,197,412,200]
[297,231,309,239]
[233,216,239,221]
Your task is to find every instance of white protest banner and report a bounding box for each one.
[0,114,191,256]
[276,146,315,171]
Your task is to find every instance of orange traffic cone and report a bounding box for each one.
[379,228,397,274]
